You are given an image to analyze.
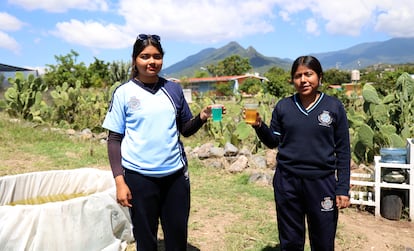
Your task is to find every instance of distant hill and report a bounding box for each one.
[162,41,292,78]
[314,37,414,69]
[162,37,414,78]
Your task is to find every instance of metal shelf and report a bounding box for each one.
[350,199,376,207]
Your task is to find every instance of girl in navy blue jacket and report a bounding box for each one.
[247,55,351,251]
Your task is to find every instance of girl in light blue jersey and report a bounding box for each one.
[102,34,221,251]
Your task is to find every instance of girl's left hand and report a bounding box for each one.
[336,195,350,209]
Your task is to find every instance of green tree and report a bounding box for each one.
[215,81,233,96]
[88,57,111,88]
[264,67,293,97]
[360,70,379,83]
[206,55,252,76]
[43,50,89,88]
[239,78,262,95]
[323,69,351,85]
[194,69,209,78]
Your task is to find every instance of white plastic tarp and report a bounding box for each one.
[0,168,134,251]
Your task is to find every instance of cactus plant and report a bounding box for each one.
[348,72,414,163]
[4,72,48,120]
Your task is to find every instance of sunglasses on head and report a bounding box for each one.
[137,34,161,42]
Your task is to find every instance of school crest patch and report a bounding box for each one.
[128,96,140,110]
[318,110,333,127]
[321,197,334,211]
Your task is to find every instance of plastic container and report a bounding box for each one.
[379,148,407,164]
[380,194,403,220]
[211,104,223,122]
[0,168,133,251]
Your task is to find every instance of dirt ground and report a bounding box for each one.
[3,162,413,250]
[336,209,414,251]
[191,207,414,251]
[125,205,414,251]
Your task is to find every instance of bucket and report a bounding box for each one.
[380,148,407,164]
[380,194,403,220]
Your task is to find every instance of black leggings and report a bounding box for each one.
[124,168,190,251]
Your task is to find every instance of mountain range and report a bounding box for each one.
[162,38,414,78]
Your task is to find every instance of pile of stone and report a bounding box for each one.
[185,142,277,186]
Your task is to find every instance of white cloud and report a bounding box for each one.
[274,0,414,37]
[0,12,25,31]
[33,0,414,52]
[306,18,319,36]
[9,0,109,13]
[313,0,376,36]
[49,0,277,49]
[52,19,131,48]
[0,31,20,53]
[375,1,414,37]
[117,0,276,43]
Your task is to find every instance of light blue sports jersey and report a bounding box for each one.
[102,79,191,177]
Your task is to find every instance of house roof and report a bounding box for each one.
[0,63,34,72]
[169,74,269,84]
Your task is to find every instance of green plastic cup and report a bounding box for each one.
[211,104,223,122]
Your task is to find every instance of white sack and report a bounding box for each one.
[0,168,134,251]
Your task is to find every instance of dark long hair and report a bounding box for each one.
[290,55,323,83]
[130,36,165,79]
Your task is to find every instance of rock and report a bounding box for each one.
[224,142,238,156]
[210,146,225,157]
[202,158,227,169]
[197,143,214,159]
[249,172,273,186]
[250,155,267,169]
[238,147,252,157]
[66,129,76,135]
[228,155,248,173]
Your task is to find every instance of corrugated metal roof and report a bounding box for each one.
[0,63,34,72]
[169,74,269,83]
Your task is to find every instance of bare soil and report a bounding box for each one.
[2,155,413,251]
[186,205,414,251]
[127,204,414,251]
[336,209,414,251]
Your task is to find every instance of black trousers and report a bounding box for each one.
[273,167,338,251]
[124,168,190,251]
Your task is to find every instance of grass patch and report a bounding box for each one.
[0,112,279,250]
[188,161,278,250]
[0,113,108,175]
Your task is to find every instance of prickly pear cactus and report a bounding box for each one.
[349,72,414,163]
[4,72,48,120]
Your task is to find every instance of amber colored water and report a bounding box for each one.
[245,108,257,123]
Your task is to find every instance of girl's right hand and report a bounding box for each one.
[115,175,132,207]
[242,108,262,127]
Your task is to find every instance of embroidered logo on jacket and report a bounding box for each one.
[318,110,333,127]
[321,197,334,211]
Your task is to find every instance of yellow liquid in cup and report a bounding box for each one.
[245,108,257,123]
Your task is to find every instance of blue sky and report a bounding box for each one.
[1,0,414,74]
